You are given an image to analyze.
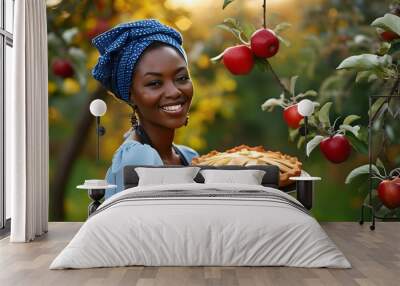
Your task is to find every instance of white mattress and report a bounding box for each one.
[50,183,351,269]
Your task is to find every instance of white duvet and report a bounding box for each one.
[50,183,351,269]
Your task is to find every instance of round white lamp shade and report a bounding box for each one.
[297,99,315,117]
[90,99,107,117]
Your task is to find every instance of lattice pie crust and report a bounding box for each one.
[192,145,302,187]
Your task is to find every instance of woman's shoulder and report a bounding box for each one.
[110,139,161,172]
[174,144,199,162]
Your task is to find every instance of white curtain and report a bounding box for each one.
[7,0,49,242]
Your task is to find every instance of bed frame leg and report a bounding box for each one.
[88,189,105,216]
[296,180,313,210]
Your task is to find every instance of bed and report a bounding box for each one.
[49,165,351,269]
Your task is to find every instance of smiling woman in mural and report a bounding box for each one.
[91,19,198,199]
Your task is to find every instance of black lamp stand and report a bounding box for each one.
[95,116,106,164]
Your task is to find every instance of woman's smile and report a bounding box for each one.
[159,99,188,116]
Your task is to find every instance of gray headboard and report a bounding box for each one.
[123,164,282,190]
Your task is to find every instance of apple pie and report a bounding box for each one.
[191,144,302,187]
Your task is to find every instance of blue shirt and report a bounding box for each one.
[104,134,199,199]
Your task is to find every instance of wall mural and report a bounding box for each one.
[46,0,399,222]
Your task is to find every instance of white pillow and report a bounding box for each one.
[200,169,266,185]
[135,167,200,186]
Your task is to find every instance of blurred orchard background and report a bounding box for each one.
[46,0,394,221]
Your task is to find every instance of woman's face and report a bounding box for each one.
[131,45,193,130]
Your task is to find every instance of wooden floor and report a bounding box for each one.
[0,222,399,286]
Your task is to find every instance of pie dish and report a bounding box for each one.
[191,144,302,187]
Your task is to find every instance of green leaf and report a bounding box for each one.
[241,23,256,42]
[364,189,383,209]
[355,71,380,83]
[306,135,324,157]
[297,136,305,149]
[289,128,299,142]
[69,47,86,61]
[216,24,246,44]
[394,207,400,218]
[289,76,298,97]
[47,32,63,49]
[378,41,391,55]
[216,23,235,32]
[388,39,400,54]
[375,204,391,217]
[376,158,385,169]
[62,27,79,44]
[307,113,319,127]
[319,73,346,99]
[388,98,400,119]
[312,101,320,108]
[369,97,388,120]
[303,90,318,97]
[385,125,396,140]
[222,0,235,9]
[345,164,380,184]
[254,58,269,72]
[273,22,291,34]
[223,18,241,29]
[357,125,368,142]
[261,97,285,112]
[276,35,291,47]
[343,115,361,125]
[371,13,400,36]
[295,90,318,99]
[346,132,368,154]
[336,54,392,72]
[318,102,332,127]
[355,71,368,83]
[339,124,360,137]
[368,73,379,82]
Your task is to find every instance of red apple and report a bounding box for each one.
[379,30,400,42]
[377,178,400,209]
[222,45,254,75]
[52,58,74,78]
[319,134,351,163]
[283,104,303,129]
[250,28,280,58]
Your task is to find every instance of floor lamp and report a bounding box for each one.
[77,99,115,217]
[289,99,320,210]
[89,99,107,164]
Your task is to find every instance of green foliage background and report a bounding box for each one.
[47,0,396,221]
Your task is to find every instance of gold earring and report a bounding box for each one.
[129,103,138,129]
[130,112,138,128]
[185,114,189,126]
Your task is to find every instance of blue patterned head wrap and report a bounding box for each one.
[91,19,187,103]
